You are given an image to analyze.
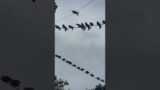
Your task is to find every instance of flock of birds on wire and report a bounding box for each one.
[55,54,105,83]
[55,20,105,31]
[0,75,34,90]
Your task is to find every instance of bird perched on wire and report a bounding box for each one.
[85,22,91,30]
[72,64,76,67]
[62,58,66,61]
[81,23,86,30]
[90,74,94,77]
[62,24,68,31]
[102,20,105,25]
[77,67,81,70]
[71,10,79,16]
[76,24,82,28]
[90,22,94,26]
[55,25,61,31]
[68,25,74,30]
[97,21,102,29]
[80,68,85,71]
[96,77,100,80]
[85,71,89,74]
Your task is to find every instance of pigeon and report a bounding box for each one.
[102,20,105,25]
[72,64,76,67]
[90,74,94,77]
[62,58,66,61]
[101,79,105,82]
[85,71,89,74]
[55,55,61,59]
[55,25,61,31]
[77,67,81,70]
[80,68,85,71]
[85,22,91,30]
[62,24,68,31]
[68,25,74,30]
[96,77,100,80]
[97,21,102,29]
[76,24,82,28]
[71,10,79,16]
[90,22,94,26]
[80,23,86,30]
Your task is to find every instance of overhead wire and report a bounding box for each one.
[56,0,96,22]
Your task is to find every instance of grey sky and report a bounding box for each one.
[55,0,105,90]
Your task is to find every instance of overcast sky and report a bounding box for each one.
[55,0,105,90]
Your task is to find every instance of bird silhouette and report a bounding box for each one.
[62,24,68,31]
[72,64,76,67]
[96,77,100,80]
[68,25,74,30]
[81,23,86,30]
[97,21,102,29]
[71,10,79,16]
[77,67,81,70]
[24,87,34,90]
[101,79,104,82]
[54,2,58,12]
[80,68,85,71]
[62,58,66,61]
[102,20,105,25]
[90,74,94,77]
[85,71,89,74]
[76,24,82,28]
[56,55,61,59]
[90,22,94,26]
[55,25,61,31]
[85,22,91,30]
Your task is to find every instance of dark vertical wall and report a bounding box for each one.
[107,0,160,90]
[0,0,54,90]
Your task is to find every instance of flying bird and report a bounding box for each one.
[90,22,94,26]
[55,25,61,31]
[85,22,91,30]
[71,10,79,16]
[97,21,102,29]
[62,24,68,31]
[68,25,74,30]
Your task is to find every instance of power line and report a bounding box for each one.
[55,20,105,31]
[56,0,96,22]
[55,54,105,83]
